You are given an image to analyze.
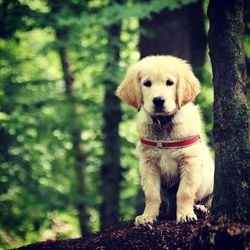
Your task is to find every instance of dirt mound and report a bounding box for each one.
[16,213,250,250]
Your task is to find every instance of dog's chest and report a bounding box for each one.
[145,148,180,188]
[160,150,179,178]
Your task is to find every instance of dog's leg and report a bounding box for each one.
[135,160,161,225]
[176,157,201,223]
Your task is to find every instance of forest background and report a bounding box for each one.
[0,0,250,248]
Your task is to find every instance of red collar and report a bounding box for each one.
[140,135,201,149]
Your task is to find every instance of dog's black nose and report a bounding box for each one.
[153,96,165,107]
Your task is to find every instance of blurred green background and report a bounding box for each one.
[0,0,249,248]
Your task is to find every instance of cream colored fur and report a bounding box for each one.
[116,55,214,224]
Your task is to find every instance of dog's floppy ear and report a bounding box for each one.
[116,64,142,109]
[176,69,201,108]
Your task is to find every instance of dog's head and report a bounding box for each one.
[116,55,200,116]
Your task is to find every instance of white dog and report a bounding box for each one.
[116,55,214,224]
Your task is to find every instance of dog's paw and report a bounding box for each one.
[194,204,208,214]
[135,214,156,226]
[176,210,197,223]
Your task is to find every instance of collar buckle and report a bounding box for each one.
[156,142,163,148]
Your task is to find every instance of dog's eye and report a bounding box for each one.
[143,81,152,87]
[166,80,174,86]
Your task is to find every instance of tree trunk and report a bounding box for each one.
[57,30,90,236]
[48,0,90,236]
[137,1,207,219]
[139,5,191,61]
[188,0,207,80]
[208,0,250,223]
[100,24,122,229]
[139,1,206,71]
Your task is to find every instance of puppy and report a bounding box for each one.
[116,55,214,224]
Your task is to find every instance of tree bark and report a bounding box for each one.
[56,30,90,236]
[208,0,250,223]
[100,23,122,229]
[137,1,207,219]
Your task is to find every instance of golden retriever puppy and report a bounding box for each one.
[116,55,214,224]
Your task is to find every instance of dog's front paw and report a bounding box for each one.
[135,214,156,226]
[194,204,208,214]
[176,210,197,223]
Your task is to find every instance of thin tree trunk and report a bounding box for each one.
[208,0,250,223]
[57,31,90,235]
[139,5,191,60]
[188,0,207,80]
[137,1,207,219]
[100,23,122,229]
[139,1,206,72]
[48,0,90,235]
[188,1,213,145]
